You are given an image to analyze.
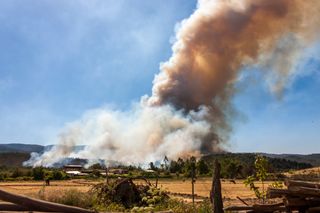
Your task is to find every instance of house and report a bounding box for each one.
[63,164,83,172]
[63,165,88,176]
[108,168,128,175]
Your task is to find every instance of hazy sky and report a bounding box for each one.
[0,0,319,154]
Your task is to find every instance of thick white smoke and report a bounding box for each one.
[24,102,213,167]
[25,0,320,167]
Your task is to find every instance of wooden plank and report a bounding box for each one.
[285,180,320,189]
[0,188,94,213]
[224,205,253,211]
[268,186,320,198]
[283,197,308,207]
[288,186,320,197]
[308,207,320,213]
[0,202,30,211]
[267,188,292,198]
[224,203,286,212]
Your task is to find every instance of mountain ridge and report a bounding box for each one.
[0,143,319,167]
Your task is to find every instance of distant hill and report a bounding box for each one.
[0,143,86,168]
[0,143,86,154]
[0,143,319,168]
[262,153,320,167]
[0,143,44,153]
[202,153,314,173]
[0,152,30,167]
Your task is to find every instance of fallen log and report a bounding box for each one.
[267,188,292,198]
[268,187,320,198]
[288,186,320,197]
[224,205,253,211]
[0,188,94,213]
[306,197,320,203]
[285,180,320,189]
[224,203,285,212]
[252,202,285,212]
[308,206,320,212]
[283,197,308,207]
[0,202,30,211]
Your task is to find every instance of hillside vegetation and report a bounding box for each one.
[0,152,30,167]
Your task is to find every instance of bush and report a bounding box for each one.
[49,170,68,180]
[14,176,33,181]
[92,169,101,177]
[0,173,5,181]
[32,167,45,180]
[11,168,24,178]
[153,198,211,213]
[45,189,94,209]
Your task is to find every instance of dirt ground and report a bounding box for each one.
[0,178,275,206]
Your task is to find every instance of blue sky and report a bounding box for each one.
[0,0,319,153]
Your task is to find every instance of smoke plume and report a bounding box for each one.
[25,0,320,167]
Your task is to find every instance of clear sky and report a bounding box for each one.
[0,0,319,154]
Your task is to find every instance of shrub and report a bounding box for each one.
[11,168,24,178]
[32,167,45,180]
[153,198,211,213]
[45,189,94,209]
[0,173,5,181]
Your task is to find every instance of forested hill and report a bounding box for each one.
[0,143,318,169]
[202,153,314,175]
[0,143,44,153]
[263,153,320,167]
[0,143,85,154]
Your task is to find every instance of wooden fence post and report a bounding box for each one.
[105,167,109,184]
[210,160,223,213]
[191,164,195,206]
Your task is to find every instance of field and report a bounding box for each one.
[0,178,274,206]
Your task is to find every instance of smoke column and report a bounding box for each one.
[25,0,320,167]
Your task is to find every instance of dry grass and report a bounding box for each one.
[284,166,320,176]
[143,178,274,198]
[283,167,320,181]
[0,180,93,198]
[0,178,278,206]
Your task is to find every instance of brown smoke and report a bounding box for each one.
[24,0,320,167]
[149,0,320,153]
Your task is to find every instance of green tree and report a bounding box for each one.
[32,167,45,180]
[89,163,103,170]
[11,168,23,178]
[184,157,196,177]
[226,161,242,179]
[197,159,209,175]
[92,169,101,177]
[244,155,268,202]
[52,170,66,180]
[0,173,4,181]
[163,156,169,171]
[149,162,157,171]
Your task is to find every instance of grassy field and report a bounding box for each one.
[0,178,276,206]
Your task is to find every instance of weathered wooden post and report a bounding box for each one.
[210,160,223,213]
[190,156,196,207]
[105,167,109,184]
[155,170,159,188]
[191,165,195,205]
